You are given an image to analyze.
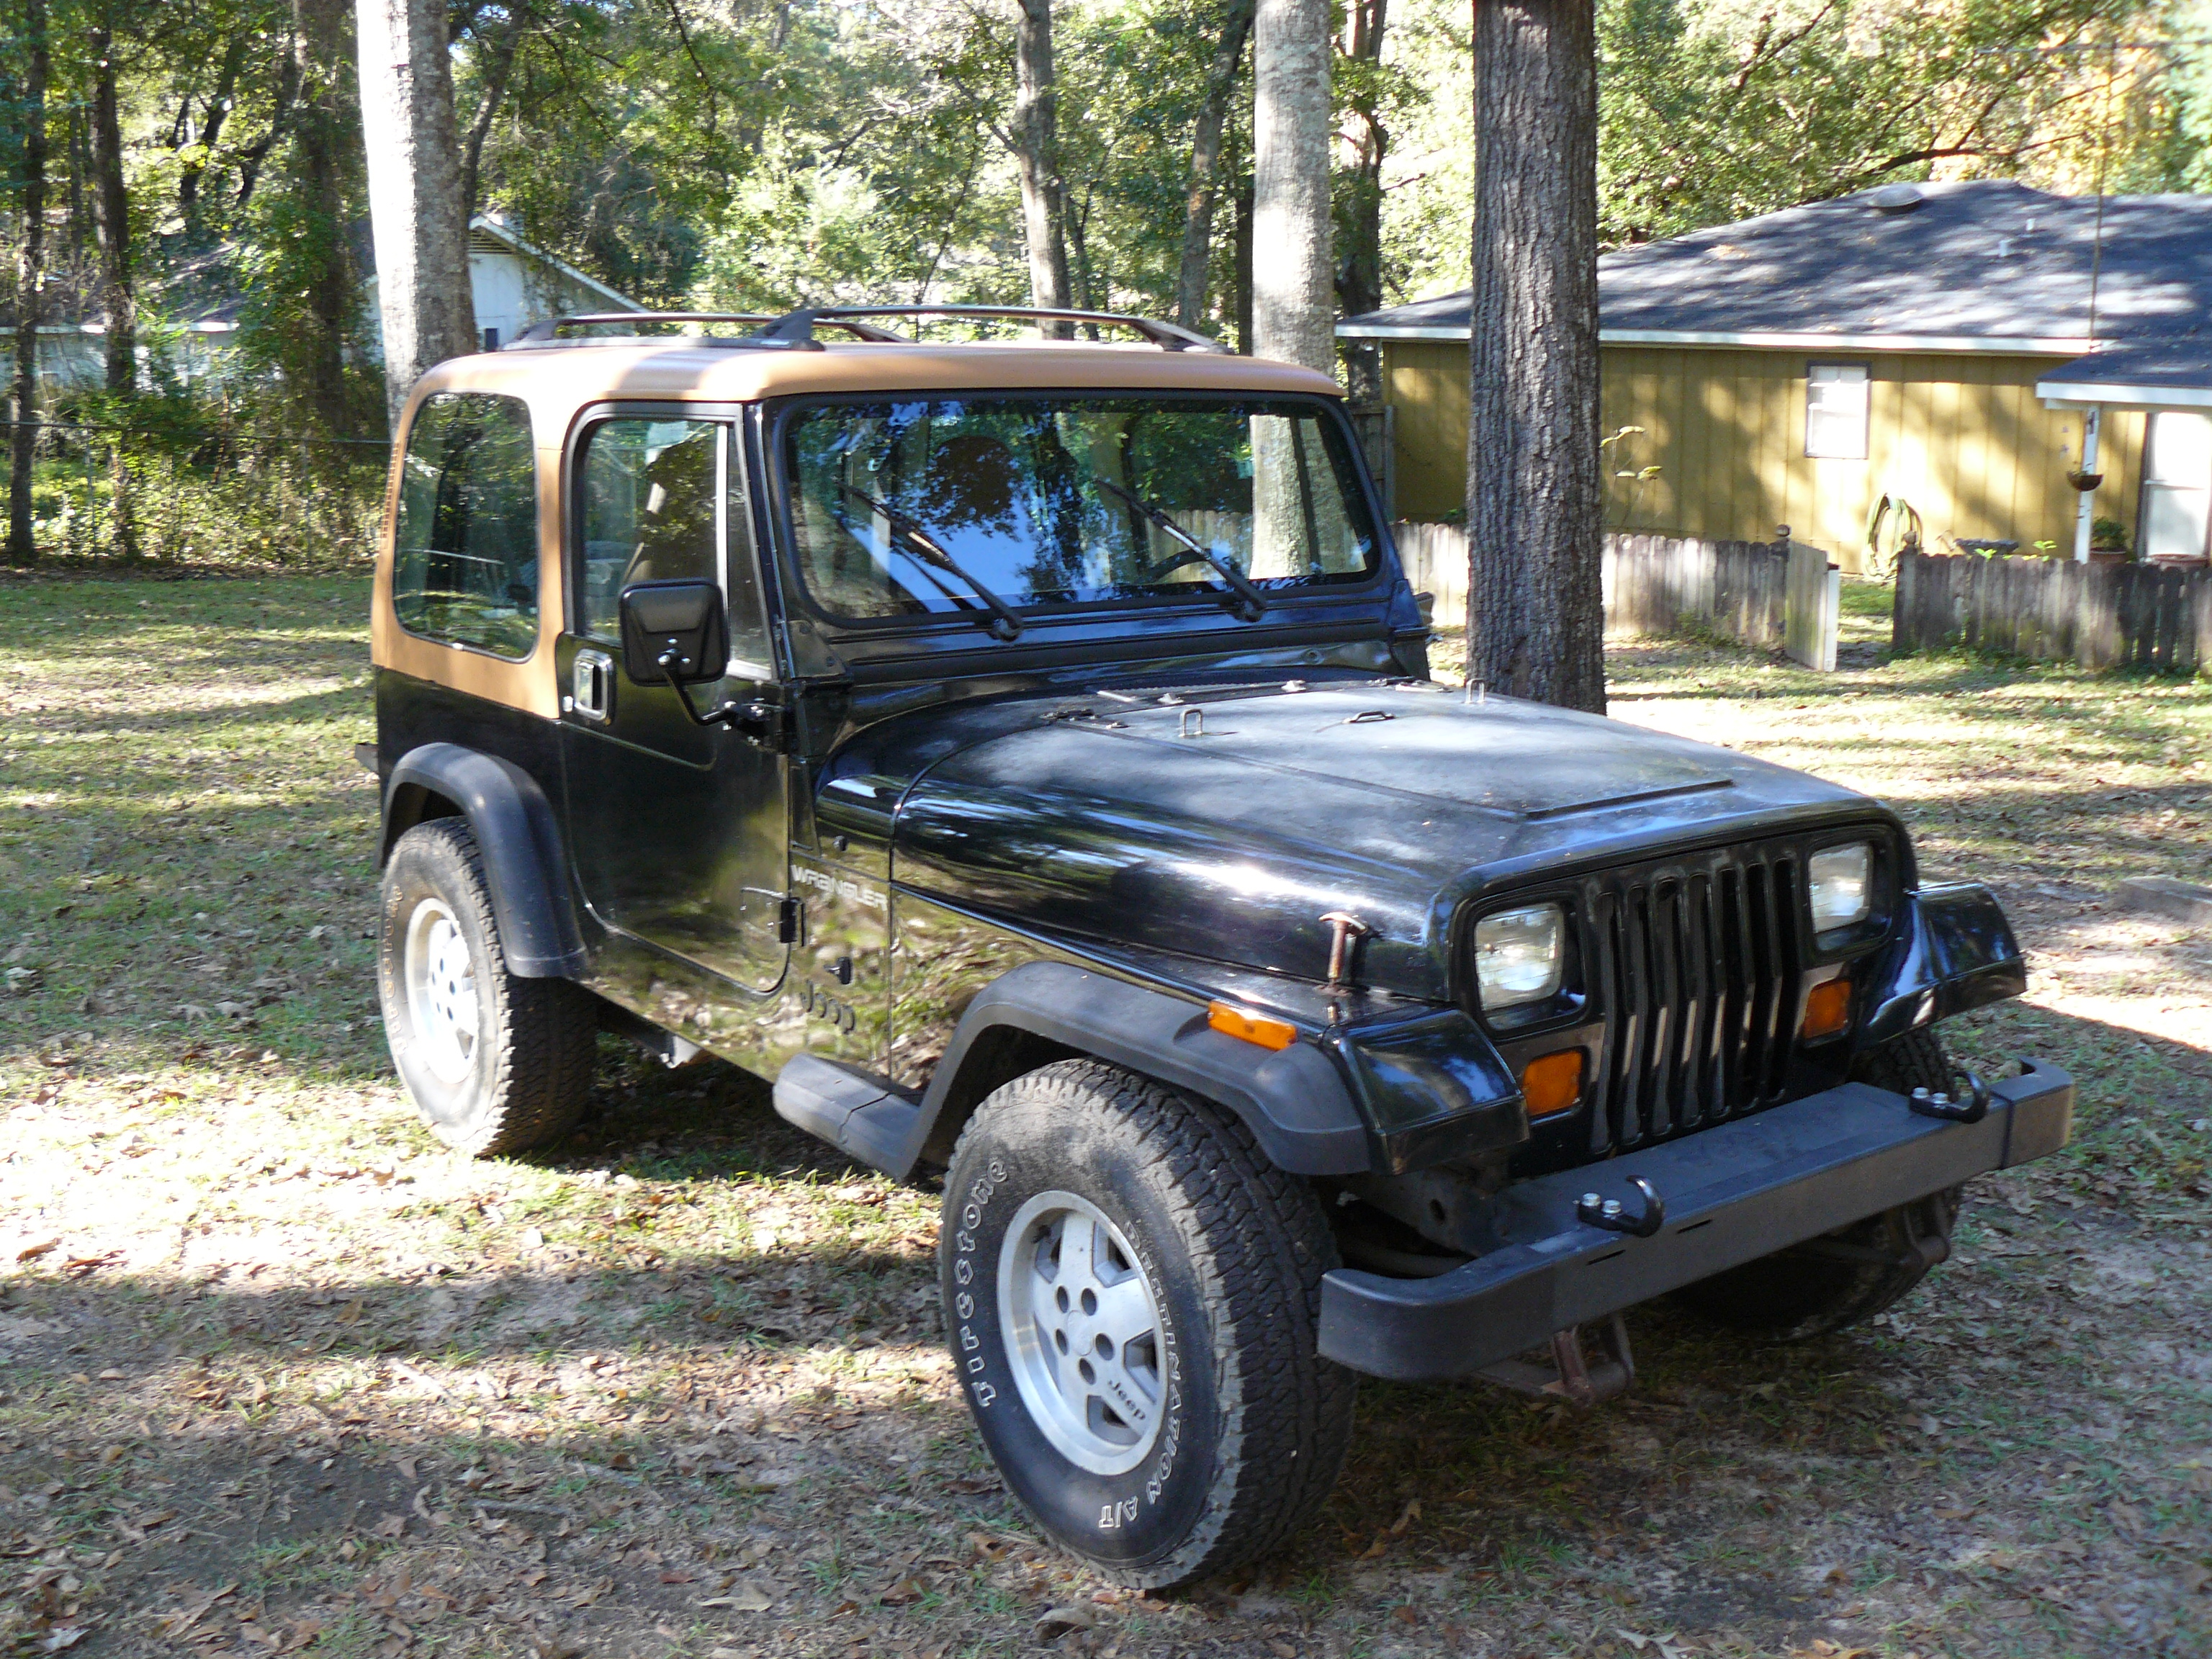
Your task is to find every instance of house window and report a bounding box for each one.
[1805,363,1869,459]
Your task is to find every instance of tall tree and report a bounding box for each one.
[458,3,531,220]
[1336,0,1386,405]
[1466,0,1603,713]
[1250,0,1331,372]
[7,0,50,567]
[1172,0,1254,332]
[1012,0,1073,326]
[89,19,132,391]
[89,10,138,558]
[291,0,356,435]
[354,0,476,426]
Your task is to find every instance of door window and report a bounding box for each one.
[392,392,540,658]
[575,418,774,670]
[577,418,721,644]
[2142,411,2212,562]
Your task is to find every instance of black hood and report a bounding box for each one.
[833,680,1886,1002]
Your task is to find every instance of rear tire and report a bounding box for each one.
[377,819,596,1156]
[1670,1028,1961,1341]
[940,1059,1355,1589]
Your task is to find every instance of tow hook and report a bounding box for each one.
[1908,1070,1992,1124]
[1478,1313,1636,1408]
[1577,1175,1667,1238]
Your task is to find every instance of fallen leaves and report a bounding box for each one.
[696,1583,773,1613]
[1034,1604,1095,1642]
[155,1583,238,1640]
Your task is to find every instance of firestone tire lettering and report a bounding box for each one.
[938,1058,1354,1591]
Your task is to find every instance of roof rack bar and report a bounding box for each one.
[503,311,907,347]
[762,304,1231,354]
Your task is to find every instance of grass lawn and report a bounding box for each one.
[1,570,2207,1659]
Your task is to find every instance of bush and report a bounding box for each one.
[1,391,388,567]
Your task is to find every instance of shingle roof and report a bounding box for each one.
[2033,333,2212,409]
[1341,181,2212,385]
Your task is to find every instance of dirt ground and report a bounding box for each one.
[1,572,2206,1659]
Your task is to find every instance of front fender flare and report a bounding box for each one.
[381,743,587,979]
[1859,881,2026,1049]
[919,961,1372,1175]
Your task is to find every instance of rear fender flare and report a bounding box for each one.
[381,742,586,979]
[915,961,1371,1176]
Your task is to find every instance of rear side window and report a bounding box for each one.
[392,392,540,659]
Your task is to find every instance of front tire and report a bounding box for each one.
[377,819,595,1156]
[939,1060,1354,1589]
[1671,1028,1962,1341]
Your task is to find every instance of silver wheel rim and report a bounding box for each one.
[403,897,480,1085]
[997,1190,1166,1476]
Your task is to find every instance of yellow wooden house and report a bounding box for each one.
[1340,181,2212,575]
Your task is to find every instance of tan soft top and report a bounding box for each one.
[409,338,1344,422]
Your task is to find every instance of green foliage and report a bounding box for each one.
[1596,0,2183,248]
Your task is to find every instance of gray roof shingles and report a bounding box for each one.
[1341,181,2212,395]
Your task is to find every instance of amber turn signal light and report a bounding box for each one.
[1208,1001,1298,1051]
[1800,977,1852,1040]
[1520,1048,1584,1117]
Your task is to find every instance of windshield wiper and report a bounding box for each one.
[835,483,1025,641]
[1092,476,1267,622]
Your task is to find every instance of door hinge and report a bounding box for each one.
[777,895,801,944]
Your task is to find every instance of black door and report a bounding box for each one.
[558,412,789,993]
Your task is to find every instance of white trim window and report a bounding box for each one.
[1805,362,1871,459]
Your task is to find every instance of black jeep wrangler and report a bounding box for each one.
[367,305,2072,1588]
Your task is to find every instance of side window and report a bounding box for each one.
[392,392,540,659]
[577,418,721,645]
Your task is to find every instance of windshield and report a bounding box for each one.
[781,395,1380,622]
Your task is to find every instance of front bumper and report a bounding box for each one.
[1318,1060,2074,1381]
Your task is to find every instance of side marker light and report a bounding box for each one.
[1800,978,1852,1040]
[1521,1049,1585,1117]
[1208,1001,1298,1051]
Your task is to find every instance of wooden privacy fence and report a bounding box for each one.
[1894,549,2211,675]
[1392,521,1472,626]
[1393,523,1839,671]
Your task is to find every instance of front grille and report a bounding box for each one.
[1581,845,1803,1156]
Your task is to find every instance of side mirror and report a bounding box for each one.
[616,579,787,749]
[620,579,728,688]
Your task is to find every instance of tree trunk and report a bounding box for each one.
[1012,0,1073,332]
[89,15,138,559]
[1173,0,1254,333]
[177,39,246,228]
[1251,0,1332,374]
[354,0,477,429]
[1466,0,1604,713]
[7,0,50,567]
[90,22,134,392]
[1232,163,1253,355]
[1337,0,1387,410]
[458,7,529,219]
[232,48,302,214]
[293,0,356,436]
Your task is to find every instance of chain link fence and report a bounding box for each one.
[1,417,390,566]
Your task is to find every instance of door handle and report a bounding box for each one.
[567,649,614,723]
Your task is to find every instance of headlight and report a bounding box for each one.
[1809,842,1874,935]
[1474,903,1565,1010]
